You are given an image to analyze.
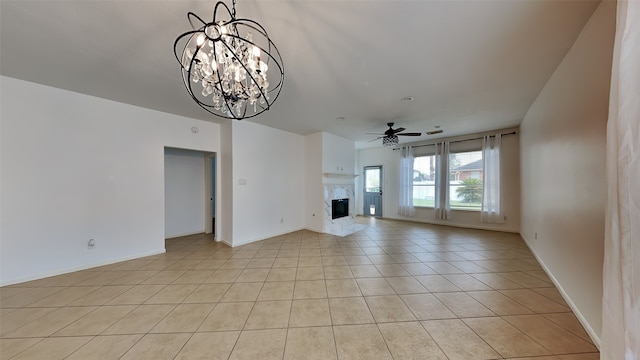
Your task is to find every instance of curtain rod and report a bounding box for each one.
[393,130,517,150]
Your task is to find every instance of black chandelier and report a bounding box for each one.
[173,0,284,120]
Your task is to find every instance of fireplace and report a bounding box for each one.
[323,184,360,236]
[331,198,349,220]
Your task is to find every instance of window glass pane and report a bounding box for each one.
[365,168,380,192]
[413,155,436,207]
[449,151,483,211]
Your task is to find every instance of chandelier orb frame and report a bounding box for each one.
[174,0,284,120]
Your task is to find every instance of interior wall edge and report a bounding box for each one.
[0,248,166,287]
[217,238,233,248]
[520,232,602,348]
[229,226,307,248]
[165,231,207,240]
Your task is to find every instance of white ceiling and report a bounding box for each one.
[0,0,599,149]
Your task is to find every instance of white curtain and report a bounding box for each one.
[481,134,504,223]
[601,1,640,359]
[434,141,450,220]
[398,146,415,217]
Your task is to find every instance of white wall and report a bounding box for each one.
[519,1,615,345]
[229,121,306,246]
[0,77,220,285]
[356,133,520,232]
[164,148,206,238]
[305,133,324,232]
[218,121,234,244]
[322,132,356,175]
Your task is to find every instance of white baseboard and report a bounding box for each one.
[218,238,233,247]
[165,230,206,239]
[225,227,306,247]
[375,215,520,233]
[0,249,166,287]
[520,232,601,349]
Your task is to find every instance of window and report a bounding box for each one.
[408,145,486,212]
[365,167,381,193]
[413,151,483,210]
[449,150,483,210]
[412,155,436,207]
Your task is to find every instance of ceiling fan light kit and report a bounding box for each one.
[174,0,284,120]
[382,135,399,147]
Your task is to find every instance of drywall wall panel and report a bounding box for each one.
[218,121,233,245]
[305,132,324,232]
[519,1,615,345]
[230,121,306,245]
[322,132,356,175]
[0,77,220,285]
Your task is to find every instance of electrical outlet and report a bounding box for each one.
[280,218,284,223]
[87,239,96,249]
[534,232,538,240]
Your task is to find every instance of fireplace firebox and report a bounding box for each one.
[331,198,349,220]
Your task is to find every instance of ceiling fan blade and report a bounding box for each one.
[367,136,384,142]
[366,123,417,140]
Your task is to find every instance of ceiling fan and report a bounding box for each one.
[367,122,422,147]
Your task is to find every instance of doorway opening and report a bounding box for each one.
[205,155,216,238]
[164,148,216,240]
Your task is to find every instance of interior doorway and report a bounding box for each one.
[204,153,216,239]
[363,165,383,217]
[165,148,215,239]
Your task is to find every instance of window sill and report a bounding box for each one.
[413,206,481,212]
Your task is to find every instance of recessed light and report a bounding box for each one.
[336,117,346,121]
[434,125,441,129]
[401,96,414,103]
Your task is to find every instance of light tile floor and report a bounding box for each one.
[0,217,599,359]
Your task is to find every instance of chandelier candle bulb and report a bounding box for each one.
[174,0,284,120]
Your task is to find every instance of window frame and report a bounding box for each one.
[407,141,485,212]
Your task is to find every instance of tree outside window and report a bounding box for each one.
[449,151,483,210]
[411,150,483,211]
[412,155,436,207]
